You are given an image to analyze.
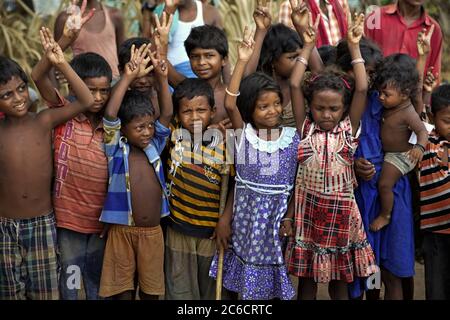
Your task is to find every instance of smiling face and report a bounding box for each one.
[189,48,226,81]
[84,76,110,113]
[178,95,214,134]
[310,89,345,131]
[121,114,156,149]
[129,73,155,94]
[251,90,283,129]
[0,76,30,117]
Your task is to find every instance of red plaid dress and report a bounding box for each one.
[285,117,378,283]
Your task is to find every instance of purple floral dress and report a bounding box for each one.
[210,124,300,300]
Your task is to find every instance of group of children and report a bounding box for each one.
[0,0,449,301]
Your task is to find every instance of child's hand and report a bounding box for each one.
[417,24,435,56]
[149,48,168,79]
[124,44,152,79]
[207,118,232,140]
[347,12,364,45]
[289,0,309,32]
[302,12,320,48]
[164,0,180,12]
[279,219,294,238]
[354,158,376,181]
[214,216,232,250]
[154,12,173,50]
[253,0,272,31]
[40,27,66,66]
[408,146,424,164]
[63,0,95,44]
[238,26,255,62]
[423,68,437,93]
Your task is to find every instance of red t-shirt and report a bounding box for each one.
[365,4,442,79]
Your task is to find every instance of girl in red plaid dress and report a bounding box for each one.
[283,12,378,299]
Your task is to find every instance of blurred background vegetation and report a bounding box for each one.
[0,0,449,82]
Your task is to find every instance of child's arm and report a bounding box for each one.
[290,14,320,134]
[33,1,94,105]
[243,0,271,76]
[149,48,173,127]
[225,26,255,130]
[36,27,94,128]
[215,183,234,250]
[422,68,437,117]
[415,25,435,114]
[406,111,428,164]
[280,195,295,237]
[347,13,368,136]
[290,0,324,73]
[104,44,152,121]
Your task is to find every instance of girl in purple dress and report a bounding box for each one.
[209,27,299,300]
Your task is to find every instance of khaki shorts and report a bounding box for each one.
[384,151,417,175]
[99,224,164,297]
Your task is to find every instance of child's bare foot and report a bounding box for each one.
[369,215,391,232]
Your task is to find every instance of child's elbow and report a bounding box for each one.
[83,95,95,109]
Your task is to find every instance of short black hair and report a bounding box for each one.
[172,78,215,114]
[318,45,337,67]
[431,84,450,114]
[118,90,155,126]
[184,25,228,58]
[303,67,355,117]
[0,56,28,85]
[118,37,151,72]
[374,53,419,100]
[258,23,303,75]
[70,52,112,82]
[336,37,382,72]
[237,72,282,127]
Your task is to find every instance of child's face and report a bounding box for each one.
[84,76,111,113]
[121,114,155,149]
[310,89,345,131]
[433,106,450,141]
[130,74,155,94]
[272,49,301,79]
[178,96,214,134]
[189,48,226,81]
[378,84,409,109]
[0,76,30,117]
[252,90,283,129]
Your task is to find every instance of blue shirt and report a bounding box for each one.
[100,117,171,226]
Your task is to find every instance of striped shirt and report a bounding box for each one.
[166,125,228,238]
[100,118,170,226]
[419,130,450,234]
[51,92,107,234]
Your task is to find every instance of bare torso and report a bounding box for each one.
[381,103,416,152]
[128,146,161,227]
[0,114,53,218]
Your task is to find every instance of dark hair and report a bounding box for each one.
[318,45,337,67]
[258,23,303,75]
[0,56,28,85]
[118,37,151,72]
[237,72,282,126]
[70,52,112,82]
[336,37,382,72]
[431,84,450,114]
[303,67,355,117]
[172,78,215,114]
[374,53,419,100]
[118,90,154,126]
[184,25,228,58]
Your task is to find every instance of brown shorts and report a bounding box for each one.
[99,224,165,297]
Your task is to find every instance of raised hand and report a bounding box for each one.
[417,24,435,56]
[164,0,180,13]
[423,67,437,93]
[125,44,152,78]
[154,12,174,49]
[302,12,320,47]
[253,0,272,30]
[149,48,168,79]
[347,12,364,45]
[40,27,66,66]
[238,26,255,62]
[63,0,95,43]
[289,0,308,31]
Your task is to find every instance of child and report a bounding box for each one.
[284,13,378,300]
[419,84,450,300]
[209,26,300,300]
[154,14,229,123]
[369,50,430,232]
[98,44,173,300]
[336,37,415,300]
[164,78,230,300]
[0,27,94,299]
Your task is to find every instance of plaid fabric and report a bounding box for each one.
[0,212,59,300]
[278,0,349,46]
[100,118,171,226]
